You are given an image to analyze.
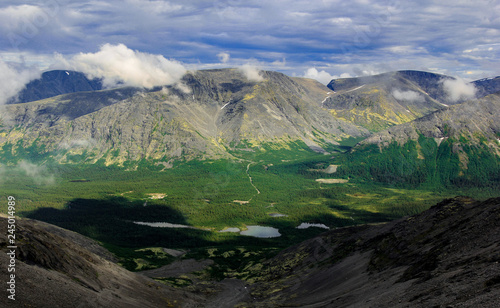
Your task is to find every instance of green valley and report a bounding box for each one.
[1,143,495,276]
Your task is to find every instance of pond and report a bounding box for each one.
[296,222,330,230]
[135,221,282,238]
[239,225,281,238]
[133,221,194,229]
[268,213,288,217]
[219,227,241,233]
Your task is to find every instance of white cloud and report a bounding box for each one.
[0,60,40,105]
[0,4,41,22]
[217,52,230,63]
[391,89,425,103]
[303,68,334,84]
[59,138,96,150]
[303,68,351,85]
[68,43,187,89]
[271,58,287,67]
[174,82,191,94]
[385,45,428,55]
[126,0,183,14]
[440,77,477,102]
[1,51,54,71]
[239,64,264,82]
[17,160,55,185]
[289,12,312,18]
[329,17,353,27]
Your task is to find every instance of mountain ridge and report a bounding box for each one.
[0,69,369,166]
[1,68,499,175]
[0,214,202,308]
[246,196,500,307]
[359,91,500,149]
[324,70,500,132]
[332,91,500,188]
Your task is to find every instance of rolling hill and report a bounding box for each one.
[0,214,202,308]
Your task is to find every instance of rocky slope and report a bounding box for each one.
[331,92,500,187]
[4,197,499,307]
[0,69,369,166]
[473,76,500,98]
[0,215,205,308]
[245,196,500,307]
[359,91,500,158]
[324,70,500,131]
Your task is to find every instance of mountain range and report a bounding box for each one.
[324,70,500,131]
[0,69,369,166]
[1,68,499,185]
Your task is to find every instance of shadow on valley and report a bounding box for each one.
[25,197,205,247]
[22,192,423,275]
[23,196,289,271]
[256,208,394,246]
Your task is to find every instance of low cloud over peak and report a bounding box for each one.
[0,60,40,105]
[67,43,187,89]
[391,89,425,103]
[303,68,351,85]
[440,77,477,103]
[239,64,264,82]
[217,52,230,64]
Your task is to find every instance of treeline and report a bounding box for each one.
[337,135,500,190]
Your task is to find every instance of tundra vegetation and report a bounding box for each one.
[1,140,497,278]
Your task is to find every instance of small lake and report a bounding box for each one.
[134,221,193,229]
[219,227,241,233]
[240,225,281,238]
[268,213,288,217]
[296,223,330,230]
[136,221,282,238]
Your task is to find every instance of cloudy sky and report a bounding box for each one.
[0,0,499,87]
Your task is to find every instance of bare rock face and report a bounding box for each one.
[0,69,369,166]
[246,196,500,307]
[0,215,203,308]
